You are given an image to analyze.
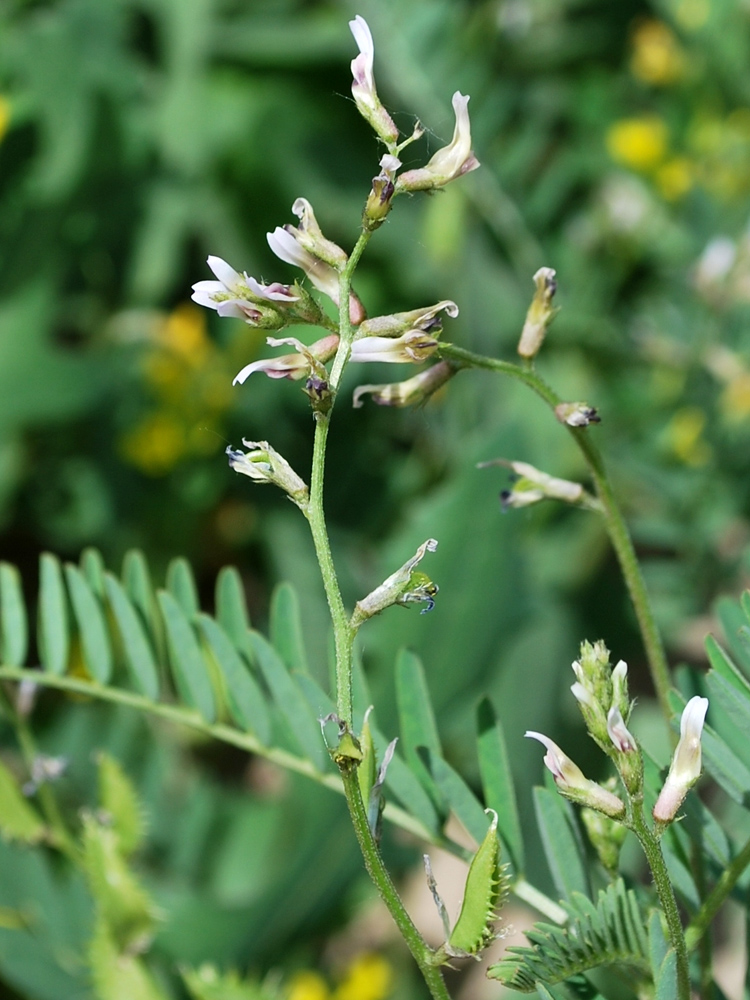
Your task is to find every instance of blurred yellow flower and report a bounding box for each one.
[656,157,693,199]
[119,411,187,475]
[630,21,685,85]
[333,953,393,1000]
[606,117,668,171]
[666,407,711,466]
[721,373,750,422]
[287,971,330,1000]
[0,97,10,144]
[159,304,210,366]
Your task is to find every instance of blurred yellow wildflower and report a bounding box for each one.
[119,411,187,475]
[630,21,685,85]
[287,971,330,1000]
[158,304,210,366]
[721,373,750,422]
[666,407,711,466]
[333,953,393,1000]
[606,117,668,171]
[656,157,693,200]
[0,97,10,143]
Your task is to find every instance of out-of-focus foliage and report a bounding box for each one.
[1,0,750,995]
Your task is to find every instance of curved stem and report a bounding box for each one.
[439,343,672,721]
[630,806,691,999]
[341,767,452,1000]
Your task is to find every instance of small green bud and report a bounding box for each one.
[581,793,627,876]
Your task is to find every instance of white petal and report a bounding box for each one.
[207,255,242,290]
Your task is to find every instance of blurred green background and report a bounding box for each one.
[1,0,750,996]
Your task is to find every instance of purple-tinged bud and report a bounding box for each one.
[396,93,479,193]
[364,154,401,230]
[349,15,399,147]
[351,538,439,628]
[353,361,455,409]
[607,707,637,754]
[653,697,708,826]
[525,732,625,818]
[357,300,458,339]
[517,267,559,360]
[555,402,601,427]
[290,198,349,269]
[226,440,308,508]
[481,459,597,512]
[233,334,340,385]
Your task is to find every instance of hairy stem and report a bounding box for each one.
[630,807,691,999]
[439,343,672,721]
[341,767,452,1000]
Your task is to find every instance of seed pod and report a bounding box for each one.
[446,809,507,958]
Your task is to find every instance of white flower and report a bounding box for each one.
[526,731,624,818]
[267,227,341,303]
[653,696,708,824]
[396,92,479,192]
[350,329,440,364]
[233,334,340,385]
[349,15,399,145]
[606,706,637,753]
[191,255,298,325]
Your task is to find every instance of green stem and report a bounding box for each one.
[684,831,750,952]
[341,767,452,1000]
[439,343,672,721]
[630,807,691,999]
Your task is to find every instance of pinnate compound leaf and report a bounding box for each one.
[104,573,160,700]
[158,590,216,722]
[38,553,69,675]
[476,697,524,873]
[0,760,45,843]
[80,547,106,599]
[166,557,200,618]
[65,563,113,684]
[0,561,28,666]
[198,614,271,744]
[488,880,649,992]
[215,566,252,650]
[122,550,161,650]
[269,581,308,675]
[246,630,327,772]
[705,634,750,699]
[533,786,589,902]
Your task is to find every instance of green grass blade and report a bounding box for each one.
[166,557,200,618]
[246,630,326,772]
[269,581,308,675]
[0,562,28,667]
[197,614,270,744]
[64,564,113,684]
[533,786,589,901]
[104,574,160,701]
[158,591,215,722]
[37,553,69,676]
[476,697,524,873]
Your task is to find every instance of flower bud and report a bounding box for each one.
[349,15,399,147]
[485,459,595,511]
[364,155,401,230]
[353,361,456,409]
[226,440,308,508]
[350,538,438,628]
[396,92,479,192]
[517,267,559,360]
[357,300,458,339]
[653,696,708,826]
[581,794,627,875]
[350,329,440,364]
[525,732,625,818]
[555,402,601,427]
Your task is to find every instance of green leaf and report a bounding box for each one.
[89,919,168,1000]
[64,564,113,684]
[533,786,589,901]
[395,648,446,811]
[476,697,524,873]
[37,553,69,675]
[0,561,28,666]
[246,630,326,772]
[648,909,668,979]
[706,669,750,739]
[80,547,106,599]
[426,752,488,845]
[197,614,271,744]
[215,566,252,649]
[97,752,145,857]
[182,964,279,1000]
[103,574,160,701]
[158,591,216,722]
[269,581,308,675]
[705,634,750,698]
[655,949,678,1000]
[716,596,750,675]
[121,550,160,650]
[167,557,200,618]
[701,723,750,804]
[0,761,45,843]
